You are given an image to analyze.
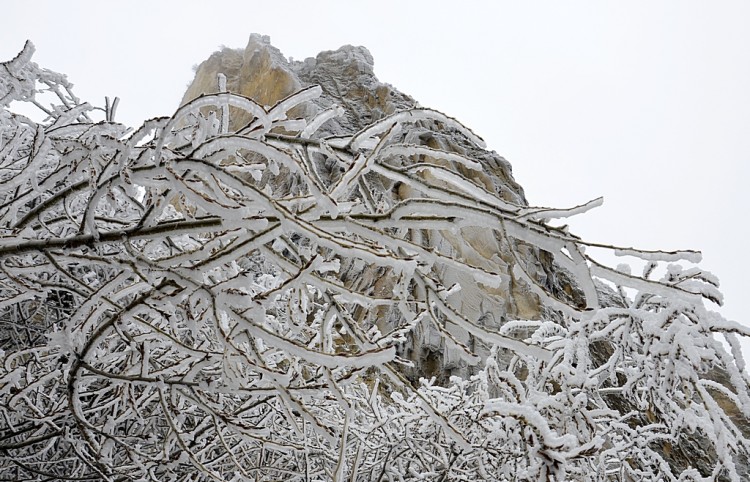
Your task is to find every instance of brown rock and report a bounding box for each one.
[180,34,574,382]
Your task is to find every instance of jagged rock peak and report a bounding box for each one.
[182,34,527,204]
[181,34,540,382]
[182,34,416,136]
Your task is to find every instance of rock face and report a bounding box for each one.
[182,34,577,381]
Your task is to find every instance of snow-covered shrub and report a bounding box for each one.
[1,42,748,481]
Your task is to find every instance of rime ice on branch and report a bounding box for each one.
[0,41,749,481]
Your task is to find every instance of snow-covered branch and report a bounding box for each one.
[0,44,748,481]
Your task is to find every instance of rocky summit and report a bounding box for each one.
[182,34,578,380]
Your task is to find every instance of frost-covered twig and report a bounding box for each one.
[0,44,747,481]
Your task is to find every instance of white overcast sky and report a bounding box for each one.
[3,1,749,335]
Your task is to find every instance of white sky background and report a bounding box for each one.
[3,1,749,344]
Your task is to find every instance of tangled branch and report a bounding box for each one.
[1,42,748,482]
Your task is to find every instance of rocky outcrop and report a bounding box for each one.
[183,35,528,204]
[181,34,567,382]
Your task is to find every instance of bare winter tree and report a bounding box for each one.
[1,42,749,481]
